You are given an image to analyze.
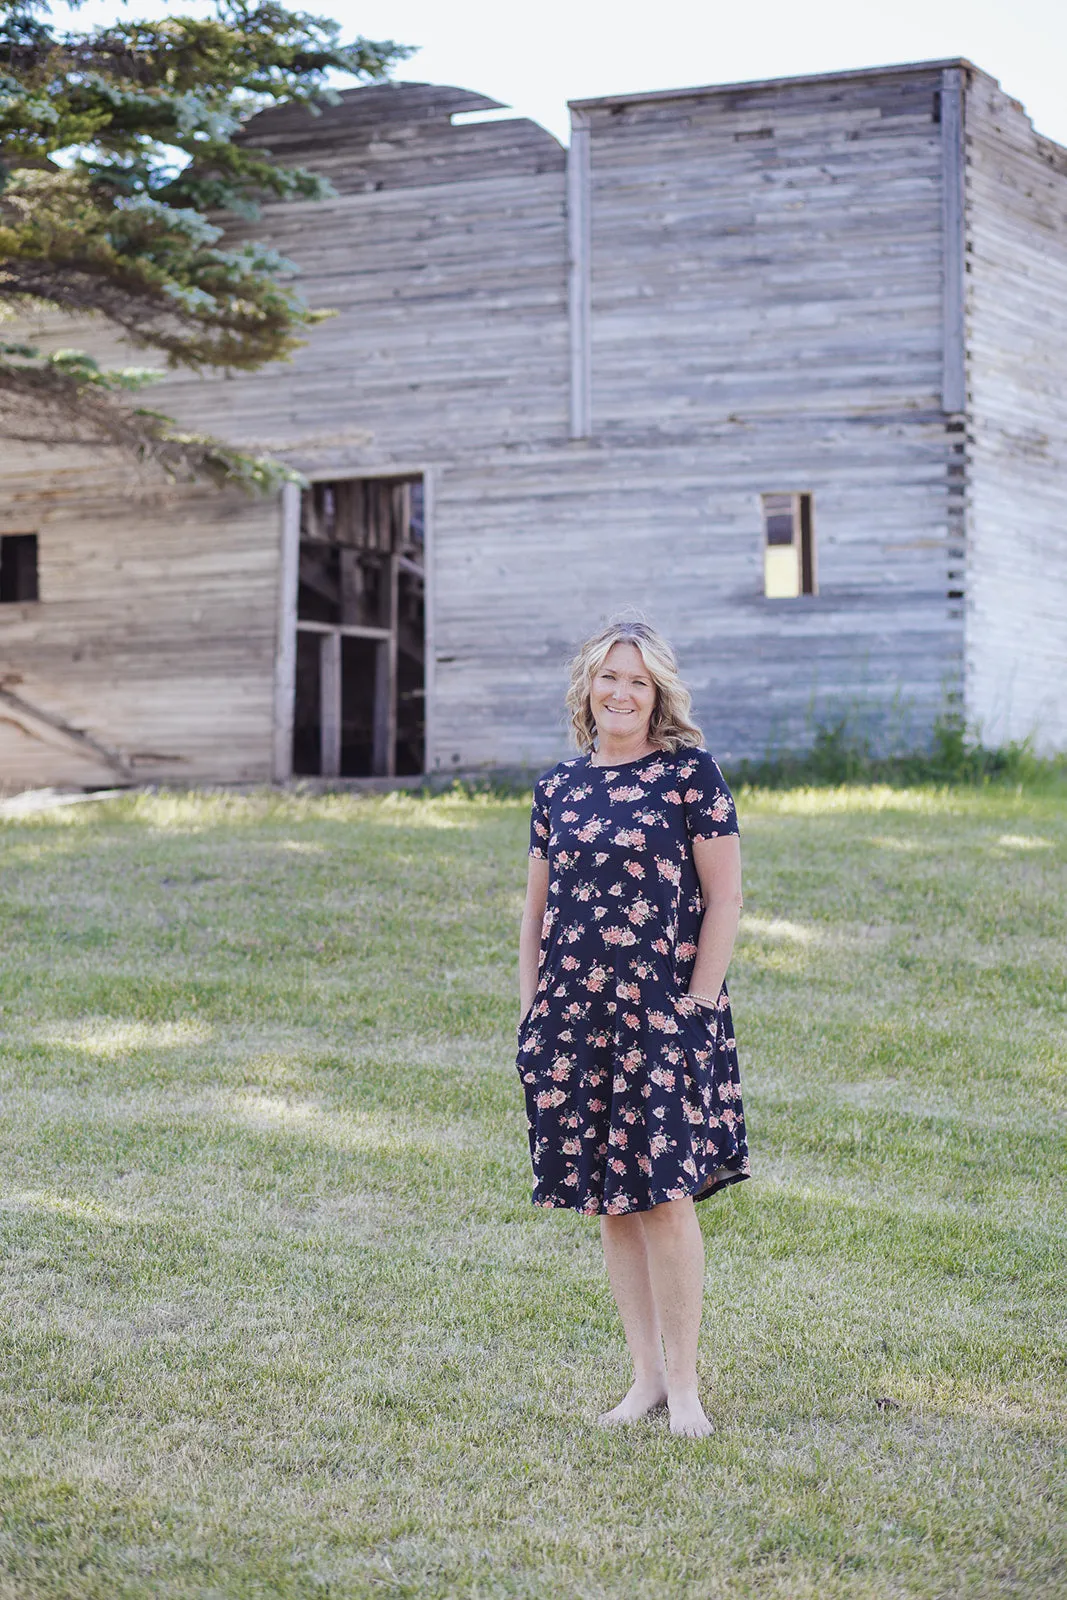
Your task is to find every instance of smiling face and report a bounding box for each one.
[590,641,657,749]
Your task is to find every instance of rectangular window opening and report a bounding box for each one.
[761,493,816,598]
[0,533,39,603]
[292,477,425,778]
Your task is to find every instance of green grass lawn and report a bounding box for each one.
[0,783,1064,1599]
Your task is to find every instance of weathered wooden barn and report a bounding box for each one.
[1,56,1065,789]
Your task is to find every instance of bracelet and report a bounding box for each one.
[687,992,719,1009]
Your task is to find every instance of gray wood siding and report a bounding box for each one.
[173,84,570,460]
[0,87,571,787]
[162,174,570,456]
[553,68,963,761]
[434,69,970,767]
[963,74,1067,751]
[585,73,947,424]
[427,424,962,767]
[9,64,1062,785]
[0,454,278,790]
[176,92,572,775]
[240,82,564,194]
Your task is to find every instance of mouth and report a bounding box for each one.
[605,705,634,714]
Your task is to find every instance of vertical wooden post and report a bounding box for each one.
[941,67,966,415]
[800,494,816,596]
[567,109,592,439]
[320,630,341,777]
[386,551,398,778]
[272,481,301,781]
[370,553,399,777]
[339,547,361,624]
[421,468,434,775]
[371,637,390,776]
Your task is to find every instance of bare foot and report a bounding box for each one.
[597,1377,669,1426]
[668,1388,715,1438]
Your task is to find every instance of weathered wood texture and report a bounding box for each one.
[567,112,592,438]
[272,482,300,780]
[0,457,278,789]
[240,82,564,194]
[941,69,967,413]
[963,74,1067,751]
[223,67,968,769]
[0,87,568,788]
[530,65,963,763]
[141,88,569,471]
[3,63,1063,786]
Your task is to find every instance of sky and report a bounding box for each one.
[55,0,1067,149]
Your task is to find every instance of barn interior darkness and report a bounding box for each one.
[293,476,425,777]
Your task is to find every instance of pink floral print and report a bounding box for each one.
[517,747,751,1214]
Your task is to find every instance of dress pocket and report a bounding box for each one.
[677,995,718,1049]
[670,988,706,1024]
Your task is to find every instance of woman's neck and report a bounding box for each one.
[590,734,657,767]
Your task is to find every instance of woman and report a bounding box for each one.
[517,619,750,1438]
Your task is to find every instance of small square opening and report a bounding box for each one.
[0,534,39,603]
[761,494,815,598]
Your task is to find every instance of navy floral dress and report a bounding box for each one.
[517,746,751,1216]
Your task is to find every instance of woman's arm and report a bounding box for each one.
[518,856,550,1022]
[687,834,743,1003]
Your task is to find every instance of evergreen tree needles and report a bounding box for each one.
[0,1,411,488]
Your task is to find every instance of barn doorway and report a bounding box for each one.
[292,476,425,777]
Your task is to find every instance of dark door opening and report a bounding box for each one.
[292,476,425,777]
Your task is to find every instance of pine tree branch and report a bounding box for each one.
[0,341,303,491]
[0,2,414,487]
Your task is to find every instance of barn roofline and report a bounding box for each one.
[567,57,988,113]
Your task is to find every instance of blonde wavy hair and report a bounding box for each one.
[565,618,704,754]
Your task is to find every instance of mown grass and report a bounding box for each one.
[0,783,1064,1600]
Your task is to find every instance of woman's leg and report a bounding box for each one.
[640,1196,714,1436]
[597,1212,669,1423]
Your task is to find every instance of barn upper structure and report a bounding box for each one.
[1,59,1065,790]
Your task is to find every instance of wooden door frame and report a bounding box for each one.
[271,465,433,781]
[272,480,300,782]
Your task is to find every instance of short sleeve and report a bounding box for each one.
[679,749,739,842]
[528,776,552,859]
